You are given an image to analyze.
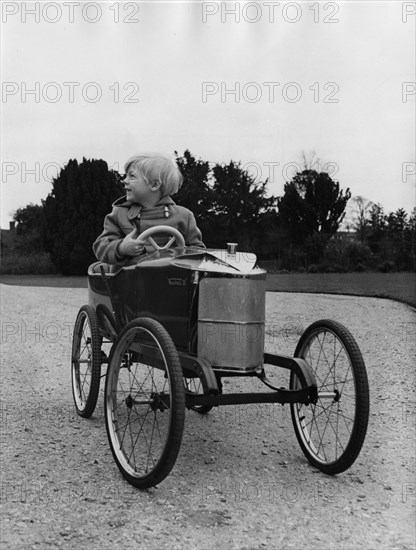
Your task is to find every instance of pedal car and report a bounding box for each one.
[71,226,370,489]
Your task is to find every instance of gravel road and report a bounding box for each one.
[1,284,415,550]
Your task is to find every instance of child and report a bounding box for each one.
[93,153,205,264]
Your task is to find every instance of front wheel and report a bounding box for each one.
[105,317,185,489]
[290,319,369,475]
[184,376,214,415]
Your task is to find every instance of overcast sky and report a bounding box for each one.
[1,1,415,228]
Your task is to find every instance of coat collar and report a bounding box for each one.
[113,195,176,208]
[112,195,176,221]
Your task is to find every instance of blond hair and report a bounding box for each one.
[124,153,183,196]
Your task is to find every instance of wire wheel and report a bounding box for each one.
[105,317,185,489]
[71,305,102,418]
[184,376,214,415]
[290,319,369,474]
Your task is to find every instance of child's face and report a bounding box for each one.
[124,165,158,205]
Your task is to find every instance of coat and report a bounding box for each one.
[93,195,205,264]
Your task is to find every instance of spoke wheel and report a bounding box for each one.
[105,317,185,489]
[71,305,102,418]
[290,320,369,474]
[184,376,213,415]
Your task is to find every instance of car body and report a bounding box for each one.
[88,247,266,372]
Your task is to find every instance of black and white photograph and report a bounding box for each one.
[1,1,415,549]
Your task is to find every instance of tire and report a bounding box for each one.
[290,319,369,475]
[184,376,214,415]
[71,305,102,418]
[105,317,185,489]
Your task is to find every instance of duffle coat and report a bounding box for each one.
[93,195,205,264]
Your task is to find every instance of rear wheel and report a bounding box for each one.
[71,305,102,418]
[290,320,369,475]
[105,317,185,489]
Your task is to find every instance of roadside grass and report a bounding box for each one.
[0,251,55,275]
[0,274,86,288]
[266,272,416,307]
[0,271,415,307]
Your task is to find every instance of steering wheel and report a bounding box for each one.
[137,225,186,252]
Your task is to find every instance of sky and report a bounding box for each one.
[1,0,415,228]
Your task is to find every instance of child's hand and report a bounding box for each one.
[118,228,145,257]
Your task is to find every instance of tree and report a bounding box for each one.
[369,203,386,233]
[386,208,410,269]
[175,152,277,251]
[299,150,322,171]
[407,207,416,270]
[14,203,43,234]
[367,203,387,255]
[174,150,214,238]
[210,160,277,249]
[13,203,45,251]
[42,158,124,275]
[367,205,415,270]
[351,196,374,243]
[408,207,416,232]
[387,208,408,235]
[277,170,351,244]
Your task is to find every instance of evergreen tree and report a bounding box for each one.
[210,160,277,249]
[368,203,386,234]
[174,150,214,240]
[175,152,277,251]
[386,208,410,269]
[367,203,387,256]
[42,158,124,275]
[278,170,351,244]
